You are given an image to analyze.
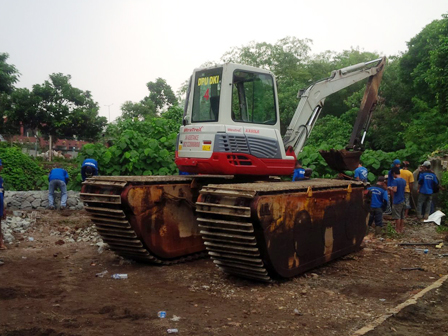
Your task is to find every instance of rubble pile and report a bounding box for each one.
[1,211,105,250]
[49,224,103,244]
[1,211,36,244]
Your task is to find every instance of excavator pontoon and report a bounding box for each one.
[81,57,386,281]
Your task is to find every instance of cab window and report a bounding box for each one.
[192,68,222,122]
[231,71,276,125]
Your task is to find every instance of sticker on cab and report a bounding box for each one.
[202,145,211,151]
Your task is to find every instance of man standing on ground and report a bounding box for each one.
[389,166,407,234]
[386,159,401,214]
[81,158,99,182]
[400,161,415,218]
[354,162,368,182]
[367,176,388,235]
[48,168,69,210]
[417,161,439,220]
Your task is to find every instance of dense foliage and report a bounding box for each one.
[0,146,47,190]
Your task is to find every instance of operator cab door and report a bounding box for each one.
[230,70,277,127]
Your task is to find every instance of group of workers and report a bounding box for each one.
[365,159,439,235]
[293,158,440,236]
[47,158,99,210]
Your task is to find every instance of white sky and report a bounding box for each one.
[1,0,447,122]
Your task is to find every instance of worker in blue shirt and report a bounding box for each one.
[81,158,99,181]
[48,168,69,210]
[354,162,368,182]
[387,159,401,187]
[367,176,388,235]
[417,161,439,220]
[292,161,306,181]
[389,166,407,234]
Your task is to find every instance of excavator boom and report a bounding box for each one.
[283,57,386,171]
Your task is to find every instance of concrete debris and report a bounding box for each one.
[2,213,104,248]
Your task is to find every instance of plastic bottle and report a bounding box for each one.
[111,274,128,279]
[167,329,178,334]
[158,311,166,318]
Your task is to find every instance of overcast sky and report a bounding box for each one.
[1,0,447,122]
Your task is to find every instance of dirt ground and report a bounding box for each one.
[1,210,448,336]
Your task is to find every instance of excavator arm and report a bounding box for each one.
[282,57,386,170]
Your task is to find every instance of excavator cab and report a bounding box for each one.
[176,64,295,176]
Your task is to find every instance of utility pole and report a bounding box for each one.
[104,103,113,123]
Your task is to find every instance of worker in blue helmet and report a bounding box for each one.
[386,159,401,209]
[81,158,99,181]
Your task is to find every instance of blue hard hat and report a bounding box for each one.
[393,159,401,165]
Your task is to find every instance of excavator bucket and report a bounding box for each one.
[319,149,363,172]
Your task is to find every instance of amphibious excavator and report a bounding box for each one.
[81,57,386,281]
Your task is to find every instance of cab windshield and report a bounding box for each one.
[192,68,222,122]
[231,70,276,125]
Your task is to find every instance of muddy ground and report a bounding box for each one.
[0,210,448,336]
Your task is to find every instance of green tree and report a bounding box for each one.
[119,78,177,120]
[0,53,20,94]
[160,105,184,125]
[398,14,448,153]
[0,53,21,135]
[2,88,42,137]
[146,78,177,112]
[25,73,107,140]
[120,99,156,120]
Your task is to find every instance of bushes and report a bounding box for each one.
[0,147,47,190]
[79,117,179,177]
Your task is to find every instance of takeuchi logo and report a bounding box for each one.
[184,126,204,132]
[227,128,242,132]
